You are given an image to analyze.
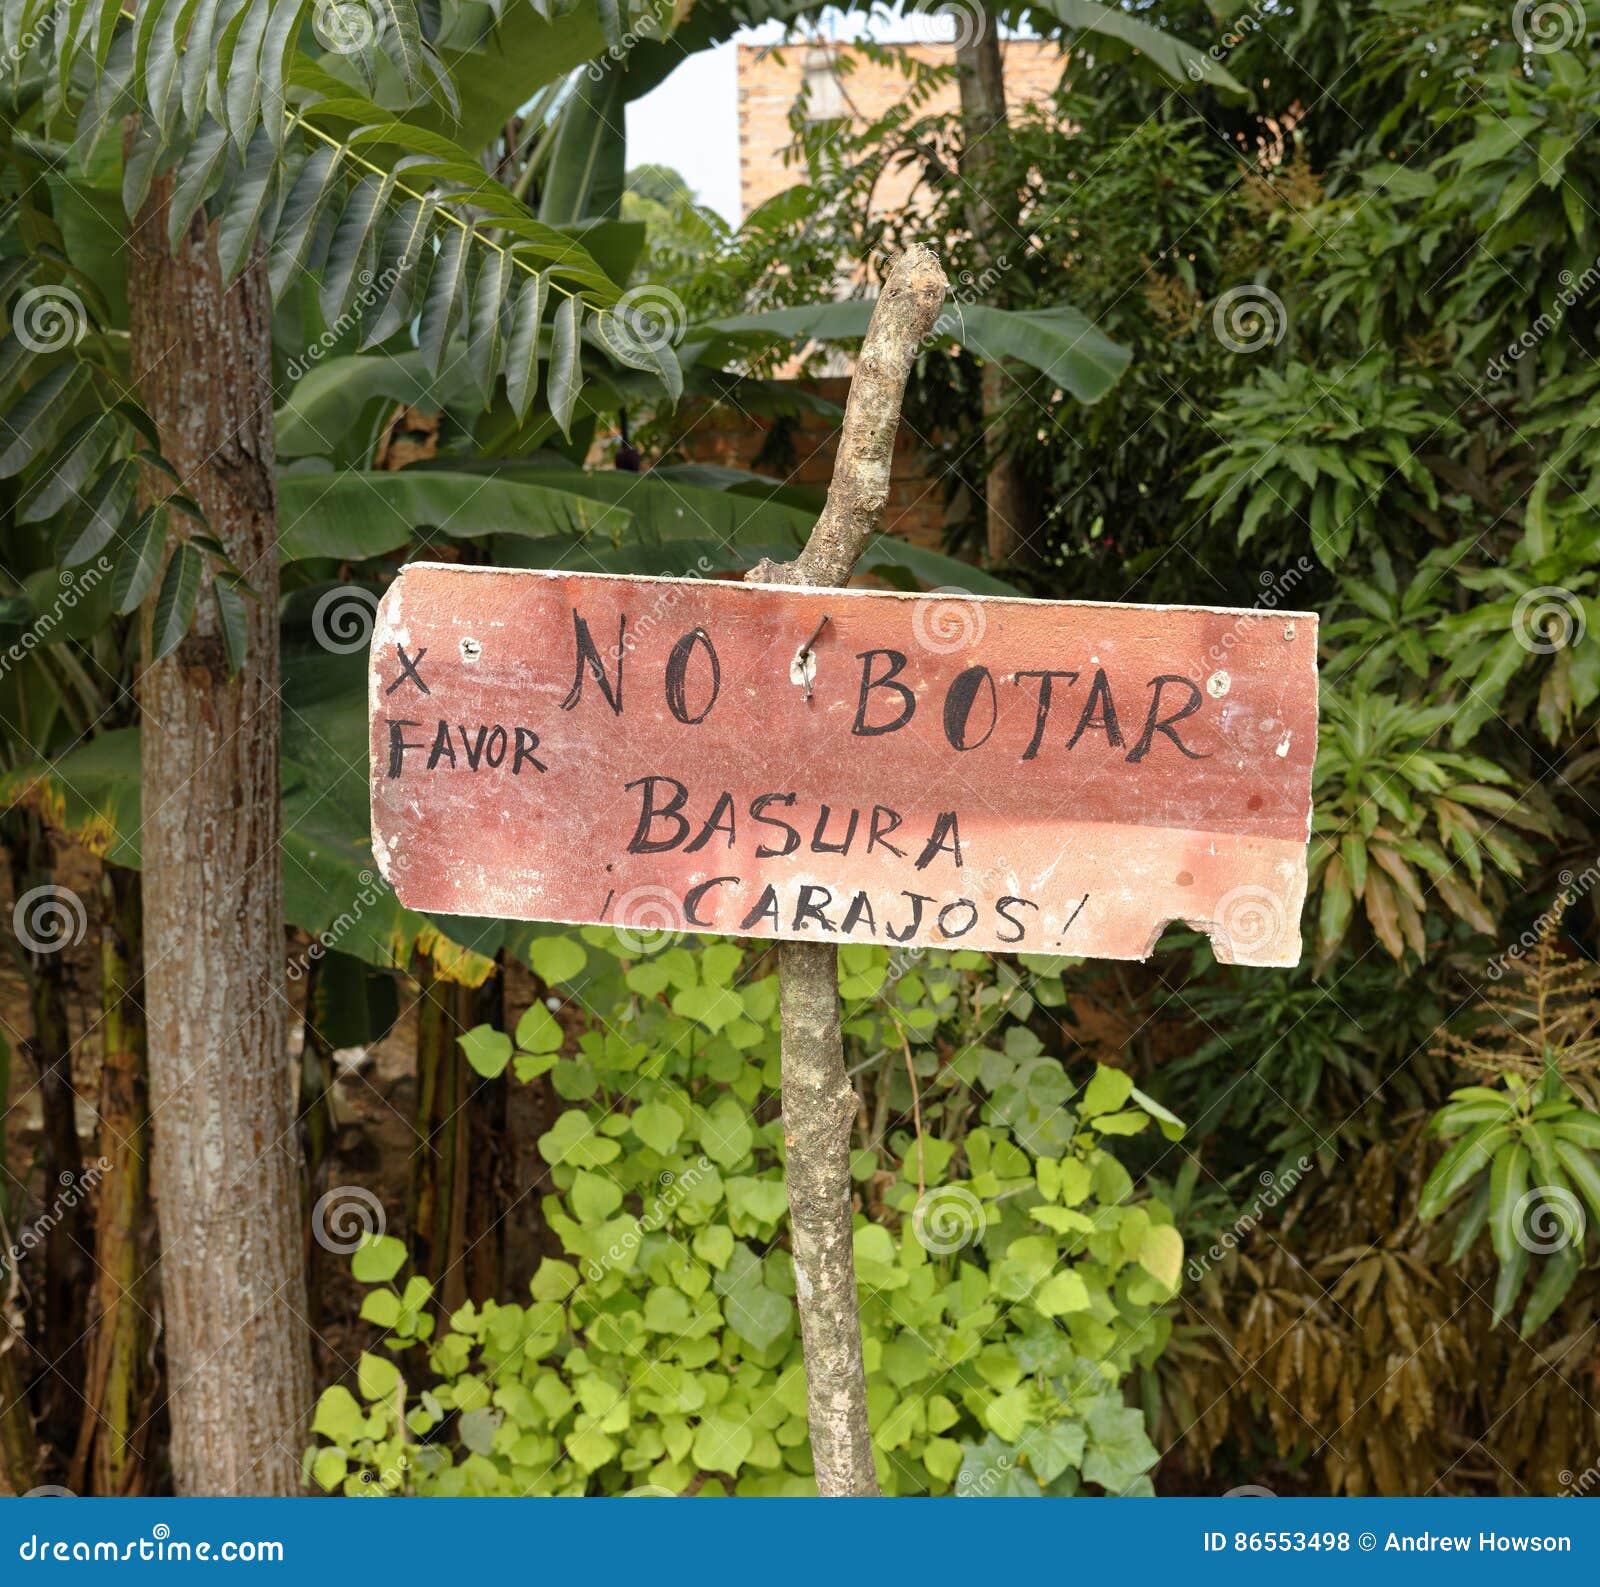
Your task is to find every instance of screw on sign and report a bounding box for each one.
[369,571,1316,967]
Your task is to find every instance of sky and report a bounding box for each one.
[623,9,976,225]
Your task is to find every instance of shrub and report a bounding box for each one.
[306,931,1185,1495]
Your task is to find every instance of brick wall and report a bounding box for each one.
[738,40,1068,220]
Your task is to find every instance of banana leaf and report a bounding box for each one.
[278,468,631,562]
[691,299,1132,405]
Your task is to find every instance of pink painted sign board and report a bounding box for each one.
[370,564,1317,966]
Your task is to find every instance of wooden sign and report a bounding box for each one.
[369,565,1317,966]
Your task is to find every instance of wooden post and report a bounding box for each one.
[743,245,949,1496]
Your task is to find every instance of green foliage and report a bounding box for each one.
[306,932,1184,1495]
[0,0,676,664]
[1420,1075,1598,1335]
[1420,912,1600,1333]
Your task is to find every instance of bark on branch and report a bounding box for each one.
[745,244,949,1497]
[748,245,948,590]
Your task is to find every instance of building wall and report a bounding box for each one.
[737,40,1068,221]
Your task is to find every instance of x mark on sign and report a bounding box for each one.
[385,646,429,697]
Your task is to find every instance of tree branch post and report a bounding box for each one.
[745,244,948,1496]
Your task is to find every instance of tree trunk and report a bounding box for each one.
[0,1340,35,1495]
[0,1023,37,1496]
[955,17,1038,567]
[747,245,948,1496]
[409,964,506,1313]
[3,813,87,1418]
[70,866,153,1495]
[127,176,312,1495]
